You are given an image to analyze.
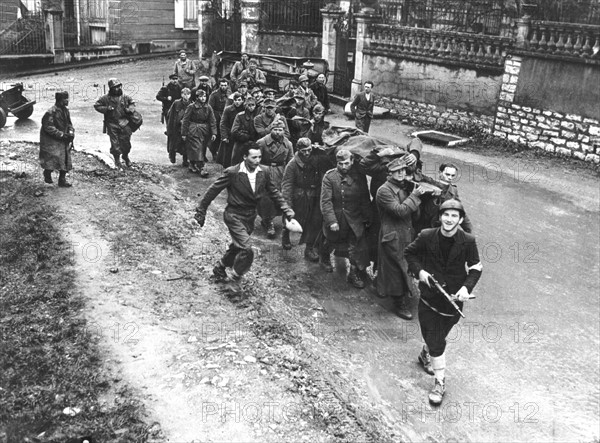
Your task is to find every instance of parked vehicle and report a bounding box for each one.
[216,51,329,93]
[0,82,36,128]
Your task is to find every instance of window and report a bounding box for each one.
[175,0,198,29]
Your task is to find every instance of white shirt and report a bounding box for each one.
[239,161,258,193]
[365,92,371,101]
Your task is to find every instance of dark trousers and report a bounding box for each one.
[418,301,461,357]
[106,124,132,157]
[222,209,256,276]
[355,116,371,133]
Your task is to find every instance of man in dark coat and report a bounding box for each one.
[39,91,74,187]
[181,89,217,176]
[359,138,423,269]
[350,80,375,133]
[404,199,482,406]
[310,73,330,113]
[282,138,333,260]
[166,87,192,165]
[217,92,244,168]
[208,78,232,159]
[320,149,371,289]
[375,155,437,320]
[230,98,258,166]
[195,143,295,284]
[256,120,294,238]
[156,74,182,125]
[94,78,136,169]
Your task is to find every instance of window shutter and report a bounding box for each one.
[174,0,184,28]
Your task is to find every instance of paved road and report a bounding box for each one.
[2,59,598,442]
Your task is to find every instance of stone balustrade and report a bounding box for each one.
[524,21,600,61]
[366,24,513,69]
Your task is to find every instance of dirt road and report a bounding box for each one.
[1,58,599,442]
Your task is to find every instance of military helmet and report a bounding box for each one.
[439,199,465,217]
[108,78,122,88]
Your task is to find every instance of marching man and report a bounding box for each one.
[404,199,482,405]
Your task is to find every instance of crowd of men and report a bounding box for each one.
[38,50,482,407]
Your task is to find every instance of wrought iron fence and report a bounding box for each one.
[0,12,47,55]
[259,0,325,33]
[529,0,600,24]
[378,0,514,36]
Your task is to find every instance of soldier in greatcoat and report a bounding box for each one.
[156,73,182,125]
[256,120,294,238]
[165,87,192,165]
[230,98,258,166]
[375,155,436,319]
[281,138,333,260]
[39,91,74,187]
[320,149,371,289]
[181,89,217,176]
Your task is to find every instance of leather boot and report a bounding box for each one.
[122,155,132,168]
[347,265,365,289]
[113,153,122,169]
[394,296,413,320]
[58,171,72,188]
[182,154,189,167]
[319,244,333,272]
[43,169,53,184]
[304,246,319,262]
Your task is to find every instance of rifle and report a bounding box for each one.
[160,75,165,124]
[428,275,465,318]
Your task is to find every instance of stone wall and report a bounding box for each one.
[363,53,503,116]
[493,55,600,163]
[257,32,322,58]
[376,96,495,131]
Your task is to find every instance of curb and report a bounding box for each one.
[2,53,173,78]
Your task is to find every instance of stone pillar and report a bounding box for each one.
[321,5,344,90]
[515,17,531,48]
[351,8,380,97]
[198,0,215,57]
[241,0,261,54]
[43,7,65,64]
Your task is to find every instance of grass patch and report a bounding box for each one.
[0,172,153,442]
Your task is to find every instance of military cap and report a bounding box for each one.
[387,155,411,172]
[238,80,248,87]
[244,97,256,105]
[263,99,277,108]
[169,73,178,80]
[298,74,309,82]
[439,199,465,217]
[198,75,210,82]
[251,86,263,94]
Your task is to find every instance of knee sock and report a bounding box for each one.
[431,353,446,383]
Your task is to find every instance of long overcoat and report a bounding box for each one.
[375,180,421,297]
[181,102,217,162]
[39,105,73,171]
[166,98,190,156]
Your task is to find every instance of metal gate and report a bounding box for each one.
[332,9,356,98]
[212,0,241,53]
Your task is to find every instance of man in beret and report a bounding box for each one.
[256,119,294,238]
[173,50,198,89]
[94,78,137,169]
[156,73,182,125]
[39,91,74,187]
